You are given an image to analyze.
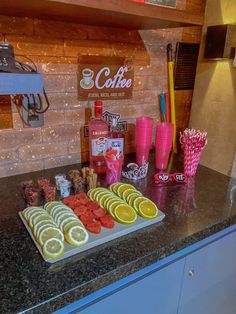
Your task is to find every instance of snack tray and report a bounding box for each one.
[19,209,165,264]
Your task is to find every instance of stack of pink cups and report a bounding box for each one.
[155,122,174,170]
[135,116,154,166]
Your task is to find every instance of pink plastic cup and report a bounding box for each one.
[135,116,153,147]
[105,155,124,186]
[155,122,174,170]
[135,117,153,165]
[136,145,150,166]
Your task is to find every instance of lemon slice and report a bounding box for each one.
[111,182,123,195]
[63,220,83,233]
[28,210,46,228]
[59,215,78,231]
[133,196,149,212]
[114,204,137,224]
[22,206,41,220]
[108,201,125,218]
[43,238,65,259]
[126,191,142,206]
[54,207,74,221]
[51,205,72,218]
[121,188,138,202]
[55,212,77,226]
[138,200,158,219]
[65,226,89,246]
[103,195,116,209]
[98,193,111,207]
[38,226,64,246]
[36,222,57,239]
[25,207,44,221]
[106,197,122,209]
[34,220,56,237]
[117,183,136,198]
[32,213,53,226]
[44,201,62,213]
[89,187,107,200]
[95,190,109,202]
[108,182,122,193]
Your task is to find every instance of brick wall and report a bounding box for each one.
[0,0,204,177]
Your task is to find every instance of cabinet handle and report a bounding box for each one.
[188,269,195,277]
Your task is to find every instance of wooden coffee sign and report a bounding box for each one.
[78,56,134,100]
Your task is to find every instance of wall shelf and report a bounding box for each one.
[0,73,43,95]
[0,0,204,29]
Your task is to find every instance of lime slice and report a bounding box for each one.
[111,182,123,195]
[121,188,138,202]
[43,238,64,259]
[108,201,125,218]
[44,201,62,213]
[65,225,89,246]
[114,204,137,224]
[117,184,136,198]
[133,196,149,212]
[138,200,158,219]
[38,226,64,246]
[63,220,83,233]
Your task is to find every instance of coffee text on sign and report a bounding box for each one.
[95,66,132,89]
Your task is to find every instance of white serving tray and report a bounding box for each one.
[19,209,165,264]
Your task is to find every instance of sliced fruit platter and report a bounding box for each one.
[19,182,165,263]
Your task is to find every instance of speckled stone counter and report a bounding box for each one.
[1,154,236,313]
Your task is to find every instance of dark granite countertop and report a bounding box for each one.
[1,154,236,314]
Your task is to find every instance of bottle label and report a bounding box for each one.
[91,137,108,156]
[107,138,124,156]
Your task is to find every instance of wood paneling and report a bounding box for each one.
[0,0,204,29]
[0,96,13,129]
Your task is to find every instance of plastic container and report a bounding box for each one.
[155,122,174,170]
[59,180,71,198]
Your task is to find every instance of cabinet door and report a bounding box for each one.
[77,259,185,314]
[178,231,236,314]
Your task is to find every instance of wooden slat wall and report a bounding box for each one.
[0,0,206,177]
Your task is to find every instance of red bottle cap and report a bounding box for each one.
[95,101,103,117]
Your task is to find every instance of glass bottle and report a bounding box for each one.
[107,117,125,157]
[88,101,108,174]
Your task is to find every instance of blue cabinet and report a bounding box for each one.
[178,230,236,314]
[54,227,236,314]
[78,259,185,314]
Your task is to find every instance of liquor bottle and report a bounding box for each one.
[88,101,109,174]
[107,117,125,157]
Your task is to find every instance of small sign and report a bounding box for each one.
[145,0,176,7]
[83,110,127,138]
[78,56,134,100]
